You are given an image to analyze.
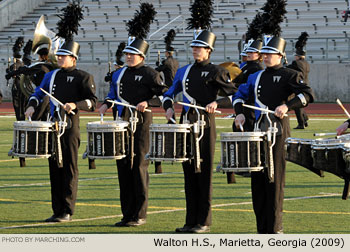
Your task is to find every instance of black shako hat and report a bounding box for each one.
[260,36,286,55]
[259,0,287,55]
[123,3,156,57]
[56,40,80,58]
[245,39,262,53]
[13,37,24,59]
[240,43,248,56]
[123,37,149,57]
[55,1,83,59]
[190,30,216,50]
[187,0,216,50]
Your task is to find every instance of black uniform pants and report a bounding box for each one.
[294,107,308,127]
[251,132,287,234]
[48,115,80,216]
[11,80,26,121]
[182,112,215,227]
[116,112,151,221]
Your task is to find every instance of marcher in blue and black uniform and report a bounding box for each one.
[162,0,237,234]
[99,3,168,228]
[25,2,97,223]
[232,35,315,234]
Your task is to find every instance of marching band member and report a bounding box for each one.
[232,0,315,234]
[155,29,179,88]
[6,37,26,122]
[104,42,126,120]
[233,13,264,132]
[6,37,26,167]
[287,32,310,129]
[25,2,97,222]
[99,3,168,227]
[162,0,236,233]
[154,29,179,174]
[6,25,56,122]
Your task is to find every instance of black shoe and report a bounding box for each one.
[19,158,26,167]
[175,225,193,233]
[114,220,130,227]
[294,125,304,129]
[44,215,58,222]
[155,163,162,174]
[304,121,308,127]
[190,224,210,233]
[126,219,146,227]
[54,213,71,222]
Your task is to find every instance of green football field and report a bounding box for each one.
[0,115,349,234]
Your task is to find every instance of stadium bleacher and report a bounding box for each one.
[0,0,350,66]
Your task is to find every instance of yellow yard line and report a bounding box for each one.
[2,196,348,216]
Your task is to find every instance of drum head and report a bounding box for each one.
[14,121,53,130]
[285,137,313,145]
[87,120,129,131]
[150,123,192,132]
[221,131,265,141]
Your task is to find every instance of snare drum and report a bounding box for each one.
[10,121,53,158]
[285,138,314,169]
[217,132,266,173]
[146,124,192,162]
[311,138,345,173]
[86,120,129,159]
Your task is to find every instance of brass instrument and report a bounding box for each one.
[19,15,61,97]
[19,75,35,99]
[219,61,242,82]
[32,15,62,65]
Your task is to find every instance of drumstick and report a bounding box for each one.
[242,104,288,117]
[40,88,75,115]
[107,100,152,112]
[239,123,244,132]
[336,98,350,118]
[313,132,336,136]
[176,101,221,114]
[169,118,176,124]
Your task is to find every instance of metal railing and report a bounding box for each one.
[1,37,350,66]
